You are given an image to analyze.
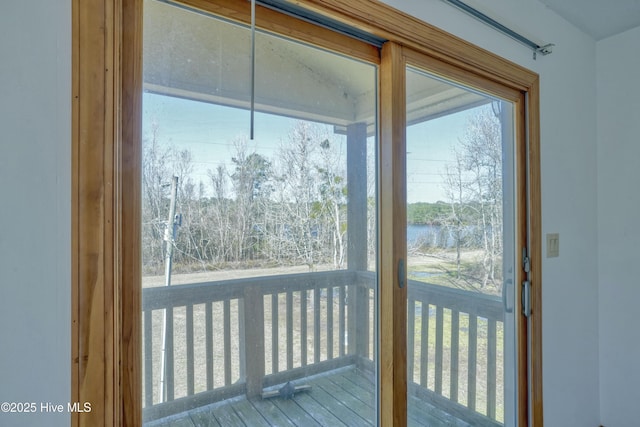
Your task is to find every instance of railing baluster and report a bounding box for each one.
[369,288,374,360]
[271,293,279,373]
[301,290,307,366]
[186,304,194,396]
[487,318,497,419]
[352,285,375,359]
[223,299,231,386]
[435,305,444,395]
[166,307,174,401]
[327,286,334,360]
[314,286,320,363]
[450,310,459,403]
[347,283,356,355]
[144,309,152,407]
[407,298,416,383]
[339,285,346,357]
[420,302,429,388]
[238,298,246,382]
[205,302,213,390]
[468,314,478,411]
[286,290,293,370]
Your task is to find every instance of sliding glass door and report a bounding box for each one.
[138,2,530,426]
[405,65,519,427]
[141,1,379,425]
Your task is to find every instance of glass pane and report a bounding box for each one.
[405,66,517,426]
[142,1,378,425]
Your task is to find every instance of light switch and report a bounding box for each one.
[546,233,559,258]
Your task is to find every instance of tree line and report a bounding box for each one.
[142,121,375,274]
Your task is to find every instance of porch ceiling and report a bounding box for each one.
[143,0,488,130]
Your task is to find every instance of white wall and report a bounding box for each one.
[382,1,601,425]
[597,25,640,427]
[0,2,71,427]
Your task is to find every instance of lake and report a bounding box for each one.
[407,224,480,248]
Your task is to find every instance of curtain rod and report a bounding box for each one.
[442,0,553,59]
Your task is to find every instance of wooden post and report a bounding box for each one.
[243,285,265,398]
[346,122,369,360]
[346,122,368,271]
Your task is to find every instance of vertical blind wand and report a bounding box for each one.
[250,0,256,140]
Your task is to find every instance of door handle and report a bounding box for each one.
[522,280,531,317]
[502,278,513,313]
[398,258,405,289]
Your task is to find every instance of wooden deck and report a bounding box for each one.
[145,366,473,427]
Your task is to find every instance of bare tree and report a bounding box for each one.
[141,120,352,273]
[207,164,232,262]
[229,138,273,262]
[316,137,347,269]
[142,122,173,271]
[271,122,321,269]
[442,105,503,288]
[442,150,471,278]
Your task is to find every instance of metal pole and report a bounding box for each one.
[159,176,179,403]
[441,0,553,59]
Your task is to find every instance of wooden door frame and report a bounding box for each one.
[71,0,542,426]
[72,0,142,425]
[403,48,535,427]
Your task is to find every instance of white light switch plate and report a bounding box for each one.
[547,233,559,257]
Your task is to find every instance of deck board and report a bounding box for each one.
[316,376,375,424]
[282,392,348,426]
[211,404,244,426]
[327,370,375,410]
[188,410,220,427]
[268,395,323,427]
[146,367,476,427]
[230,399,272,426]
[299,381,369,426]
[249,397,298,427]
[154,417,195,427]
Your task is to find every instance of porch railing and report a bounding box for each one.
[142,270,502,426]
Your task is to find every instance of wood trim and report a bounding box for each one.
[379,41,408,427]
[72,0,142,425]
[403,49,523,103]
[72,0,117,425]
[512,83,544,427]
[515,93,530,427]
[167,0,380,64]
[402,50,542,426]
[527,80,544,427]
[288,0,537,92]
[71,0,79,418]
[121,0,144,425]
